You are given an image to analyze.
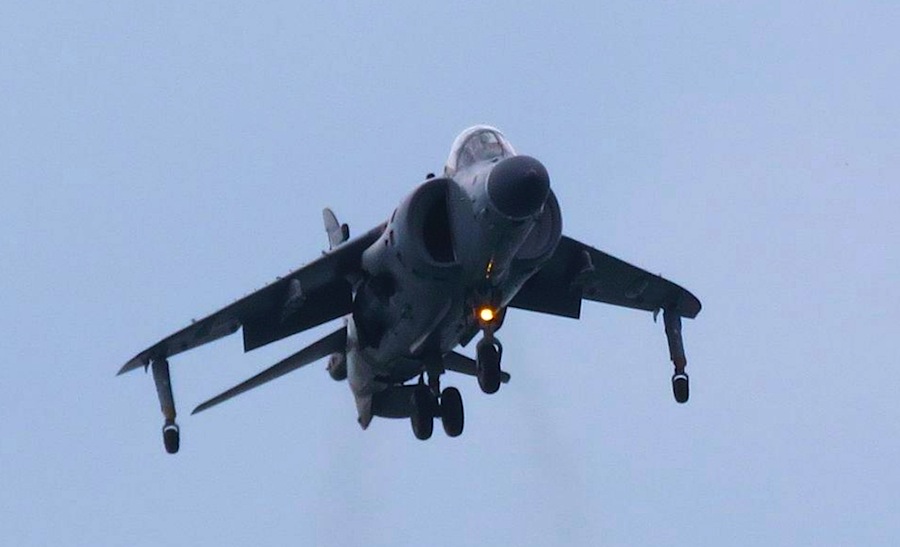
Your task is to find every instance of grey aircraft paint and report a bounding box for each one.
[119,126,701,453]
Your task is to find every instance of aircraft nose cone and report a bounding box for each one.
[487,155,551,219]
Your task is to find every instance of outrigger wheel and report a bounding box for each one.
[162,419,180,454]
[672,373,689,404]
[151,358,180,454]
[663,308,691,404]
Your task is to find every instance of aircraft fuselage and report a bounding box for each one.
[348,153,561,427]
[120,125,701,452]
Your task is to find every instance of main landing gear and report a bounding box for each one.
[409,358,465,440]
[663,308,690,404]
[410,323,503,439]
[151,359,180,453]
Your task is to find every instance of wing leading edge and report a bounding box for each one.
[509,235,701,320]
[192,326,348,415]
[118,223,385,375]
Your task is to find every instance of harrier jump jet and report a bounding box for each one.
[119,126,701,453]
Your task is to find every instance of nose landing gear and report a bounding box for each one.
[476,337,503,394]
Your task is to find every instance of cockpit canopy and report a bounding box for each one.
[444,126,516,177]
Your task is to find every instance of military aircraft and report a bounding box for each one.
[119,126,701,453]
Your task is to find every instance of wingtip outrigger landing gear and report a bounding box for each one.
[663,308,690,404]
[151,358,180,453]
[162,419,180,454]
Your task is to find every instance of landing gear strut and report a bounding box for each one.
[151,359,180,453]
[409,357,465,440]
[663,309,690,403]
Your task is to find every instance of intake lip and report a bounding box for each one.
[487,155,551,219]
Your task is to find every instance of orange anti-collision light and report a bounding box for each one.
[478,307,495,323]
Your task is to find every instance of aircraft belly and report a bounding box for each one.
[347,277,468,429]
[346,317,377,428]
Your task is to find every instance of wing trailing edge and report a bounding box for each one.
[118,223,384,375]
[509,235,701,320]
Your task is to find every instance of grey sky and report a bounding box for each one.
[2,2,898,546]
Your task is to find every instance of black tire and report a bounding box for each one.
[163,422,180,454]
[672,373,689,403]
[410,386,435,440]
[440,387,464,437]
[476,341,502,394]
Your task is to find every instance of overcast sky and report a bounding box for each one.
[3,2,899,546]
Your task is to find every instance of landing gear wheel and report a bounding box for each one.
[440,387,464,437]
[476,339,502,394]
[410,386,435,440]
[162,420,180,454]
[672,373,689,403]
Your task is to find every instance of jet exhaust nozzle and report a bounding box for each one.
[487,155,551,219]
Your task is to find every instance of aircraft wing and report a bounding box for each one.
[509,235,701,320]
[118,223,385,375]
